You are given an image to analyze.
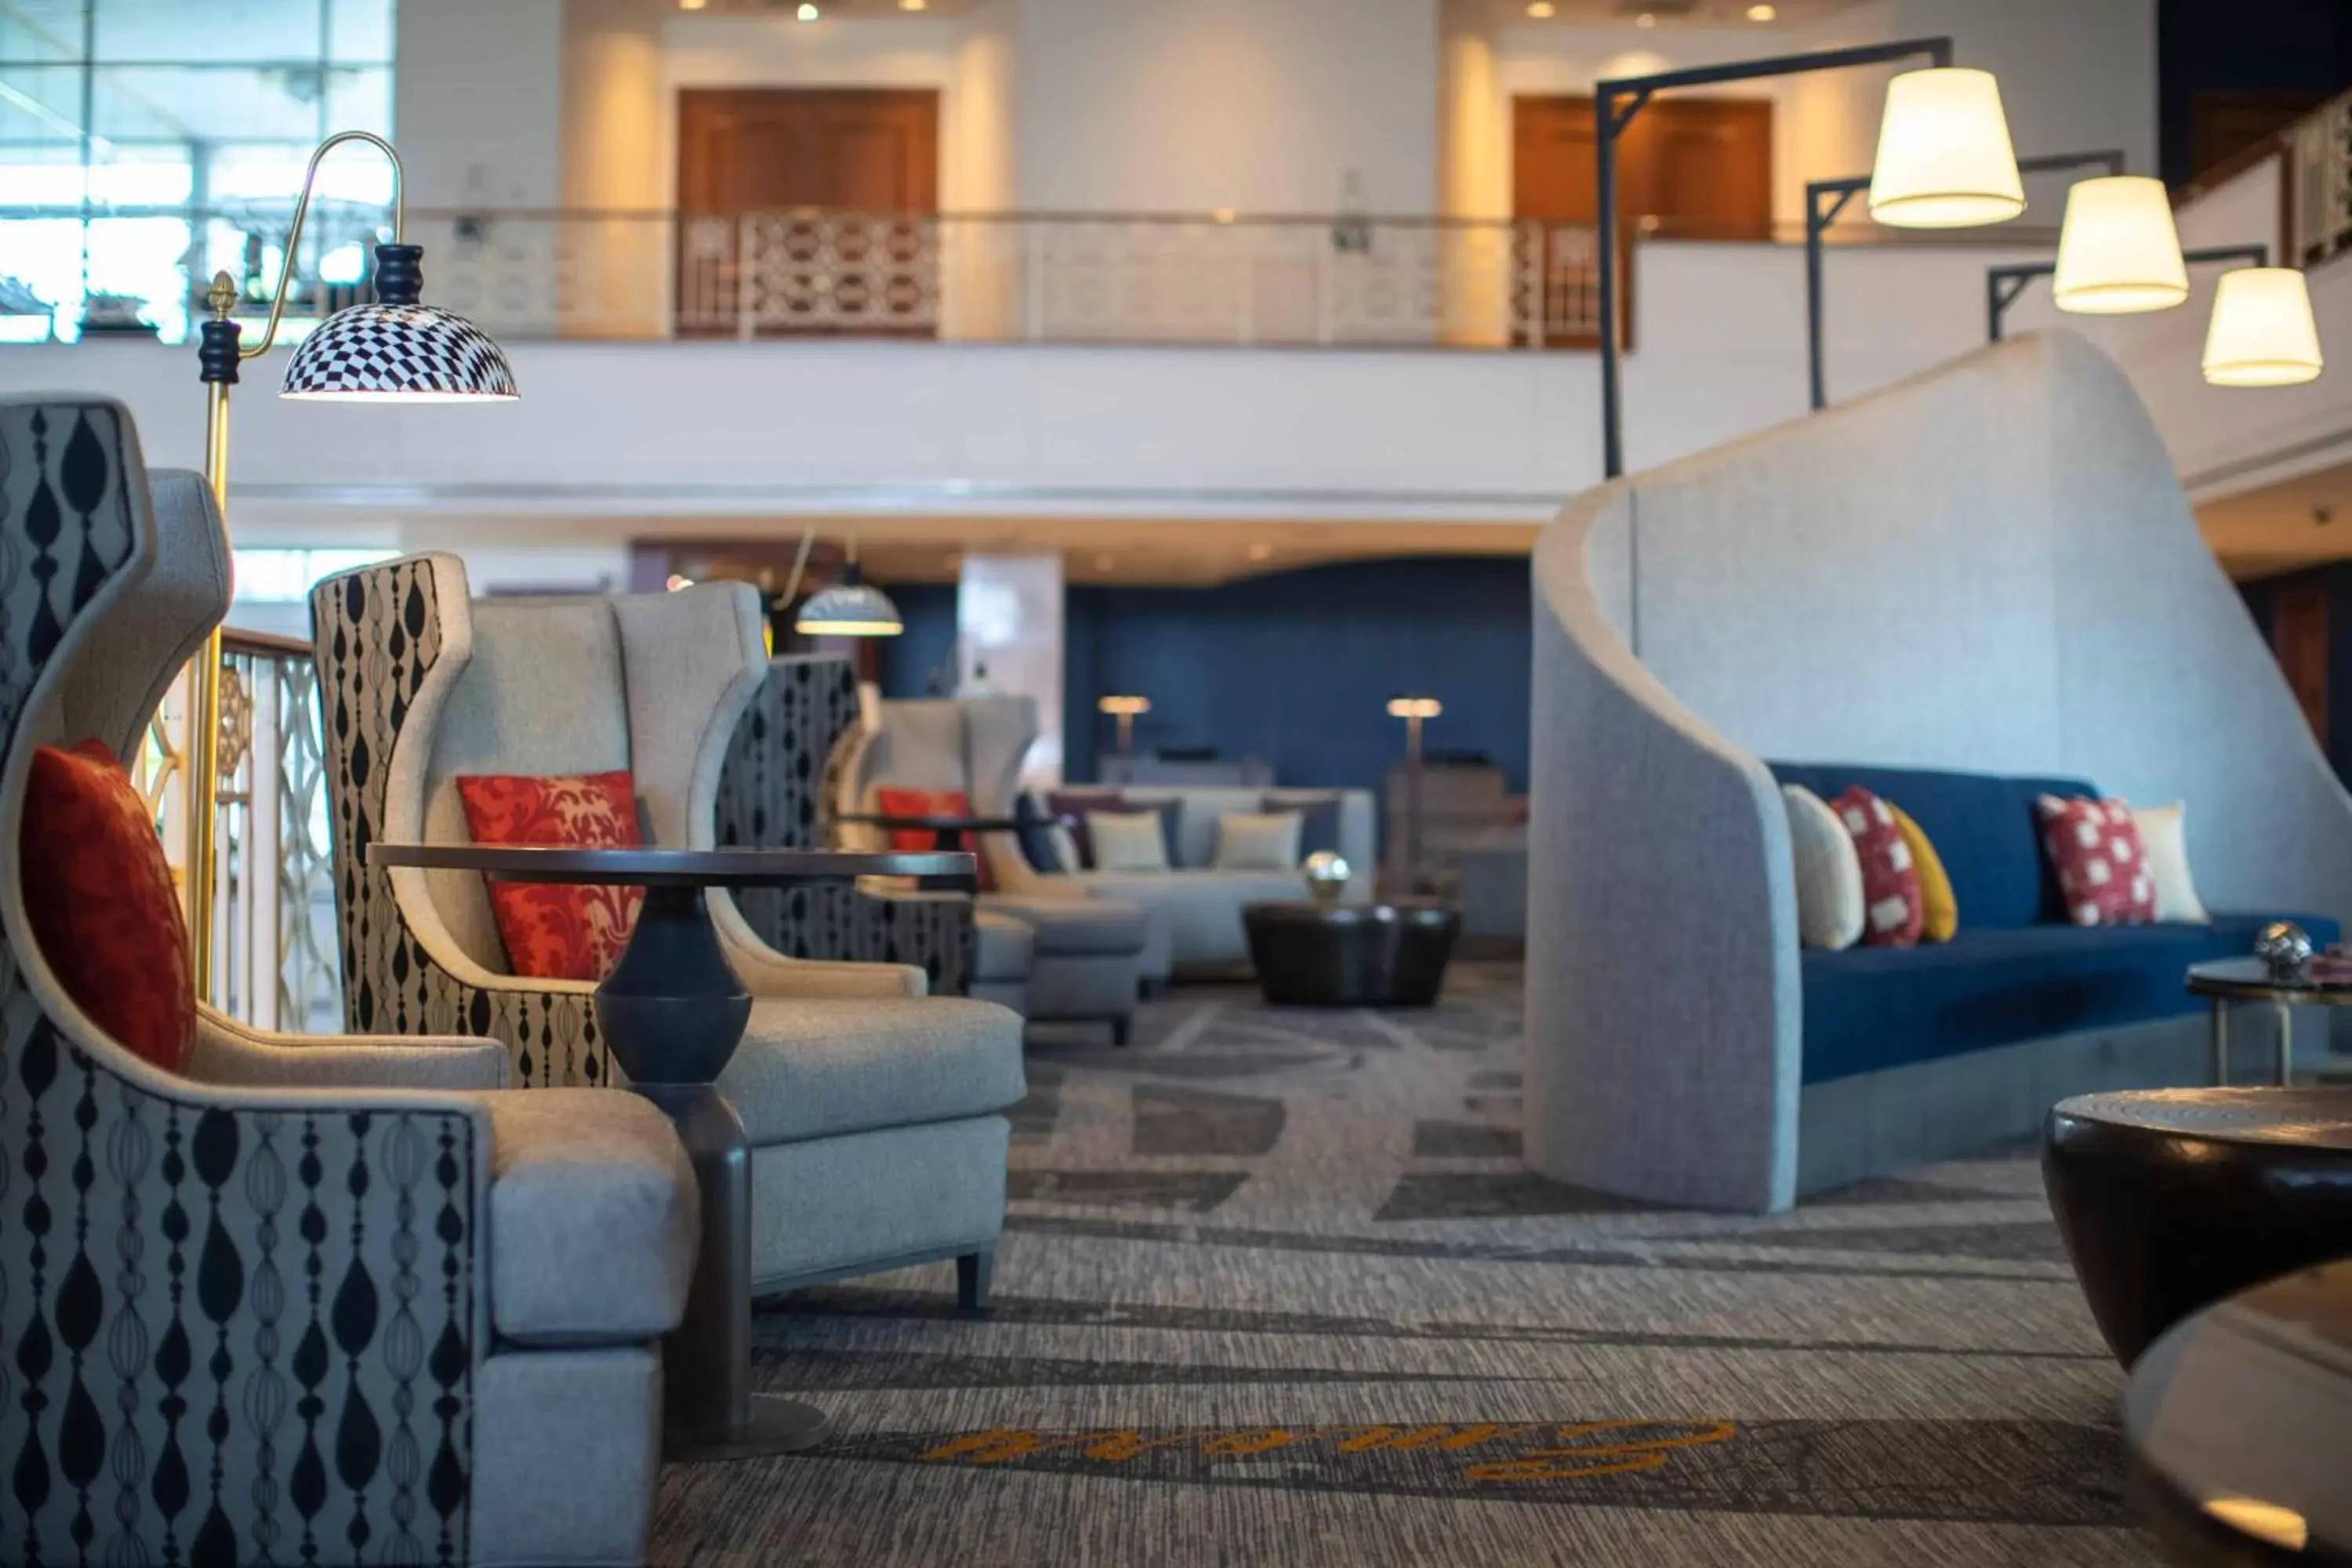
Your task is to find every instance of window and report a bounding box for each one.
[231,545,397,601]
[0,0,396,345]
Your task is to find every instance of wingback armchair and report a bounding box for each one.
[0,399,695,1566]
[312,557,1025,1300]
[834,695,1157,1042]
[715,653,975,996]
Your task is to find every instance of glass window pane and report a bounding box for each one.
[325,0,393,64]
[95,0,321,66]
[0,4,85,65]
[325,64,387,140]
[96,65,327,143]
[0,64,87,142]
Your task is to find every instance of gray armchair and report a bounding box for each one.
[835,695,1156,1043]
[716,653,975,996]
[311,556,1025,1301]
[0,399,694,1565]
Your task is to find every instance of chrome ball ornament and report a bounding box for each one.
[2256,920,2314,976]
[1301,851,1351,906]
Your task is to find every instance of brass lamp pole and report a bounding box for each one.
[187,129,517,997]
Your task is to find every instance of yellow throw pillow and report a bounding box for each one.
[1889,804,1958,942]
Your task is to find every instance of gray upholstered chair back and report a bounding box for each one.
[714,655,976,993]
[312,556,768,1084]
[835,693,1039,895]
[1,399,499,1559]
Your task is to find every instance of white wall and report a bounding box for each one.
[1011,0,1442,214]
[1896,0,2157,182]
[394,0,566,208]
[8,235,2054,542]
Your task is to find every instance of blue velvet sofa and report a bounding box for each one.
[1771,762,2339,1088]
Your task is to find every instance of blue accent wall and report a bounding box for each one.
[1065,557,1531,794]
[876,557,1534,804]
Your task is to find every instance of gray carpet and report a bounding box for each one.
[652,964,2154,1566]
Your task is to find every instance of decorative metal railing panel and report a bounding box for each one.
[2288,91,2352,267]
[132,630,343,1033]
[0,202,1604,350]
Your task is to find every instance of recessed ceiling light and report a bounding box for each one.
[1212,207,1237,224]
[796,2,818,18]
[1526,1,1556,15]
[901,0,927,9]
[679,0,706,9]
[1635,12,1656,26]
[1745,2,1777,17]
[1248,543,1272,561]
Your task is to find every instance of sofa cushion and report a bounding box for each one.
[1784,786,1864,950]
[1770,761,2099,929]
[1073,868,1305,968]
[1013,791,1069,873]
[971,909,1035,982]
[720,996,1026,1145]
[1890,804,1958,942]
[1800,910,2342,1084]
[456,768,644,980]
[1832,786,1922,948]
[1090,809,1172,872]
[476,1088,698,1345]
[2037,794,2157,927]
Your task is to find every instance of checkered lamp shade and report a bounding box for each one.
[280,300,518,401]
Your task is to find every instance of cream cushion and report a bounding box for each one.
[719,996,1025,1145]
[1213,811,1302,871]
[1783,785,1864,950]
[2132,801,2210,924]
[1090,810,1171,872]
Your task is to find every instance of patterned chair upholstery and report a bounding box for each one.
[0,398,695,1566]
[837,695,1158,1043]
[313,556,1025,1300]
[715,654,975,997]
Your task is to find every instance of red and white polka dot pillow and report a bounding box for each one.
[2034,795,2157,927]
[1832,786,1922,947]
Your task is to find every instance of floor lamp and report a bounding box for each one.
[1098,694,1150,756]
[1596,38,2024,481]
[189,129,517,996]
[1387,696,1441,891]
[1807,148,2124,410]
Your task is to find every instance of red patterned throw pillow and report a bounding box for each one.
[874,786,992,891]
[20,740,197,1073]
[2036,794,2157,927]
[1831,786,1923,948]
[456,770,644,981]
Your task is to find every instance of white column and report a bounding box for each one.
[957,553,1064,786]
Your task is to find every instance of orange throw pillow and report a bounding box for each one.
[875,786,992,891]
[20,740,197,1073]
[456,770,644,981]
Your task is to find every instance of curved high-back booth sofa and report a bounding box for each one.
[1527,330,2352,1213]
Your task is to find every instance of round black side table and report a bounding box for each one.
[1242,899,1461,1007]
[2127,1258,2352,1563]
[370,842,971,1461]
[2185,956,2352,1087]
[2043,1087,2352,1367]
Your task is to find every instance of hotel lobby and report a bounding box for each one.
[5,0,2352,1562]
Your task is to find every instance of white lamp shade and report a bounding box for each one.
[1867,67,2025,229]
[2052,176,2189,314]
[2202,267,2324,387]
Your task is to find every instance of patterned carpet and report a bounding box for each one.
[651,964,2152,1566]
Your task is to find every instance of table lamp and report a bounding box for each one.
[1098,694,1152,755]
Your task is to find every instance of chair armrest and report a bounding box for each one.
[192,1006,512,1091]
[709,891,929,998]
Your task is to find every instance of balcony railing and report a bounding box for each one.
[134,628,342,1035]
[2288,88,2352,267]
[0,205,1606,351]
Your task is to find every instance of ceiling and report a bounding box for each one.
[643,515,1541,589]
[2198,461,2352,581]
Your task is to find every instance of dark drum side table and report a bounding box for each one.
[369,842,972,1462]
[1242,900,1461,1007]
[2127,1258,2352,1563]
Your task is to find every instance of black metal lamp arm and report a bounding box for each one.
[1597,35,1956,478]
[1807,148,2125,408]
[1985,242,2271,342]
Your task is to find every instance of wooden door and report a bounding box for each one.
[2273,583,2331,742]
[1513,95,1773,347]
[676,88,940,336]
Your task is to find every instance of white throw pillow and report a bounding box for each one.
[1088,810,1171,873]
[1212,811,1301,871]
[1049,823,1081,873]
[1783,785,1864,950]
[2132,801,2210,924]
